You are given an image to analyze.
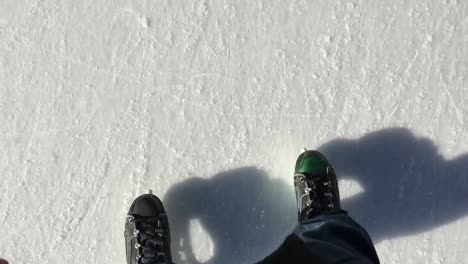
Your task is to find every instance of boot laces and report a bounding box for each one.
[132,214,170,264]
[296,166,336,208]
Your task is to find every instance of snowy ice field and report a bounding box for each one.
[0,0,468,263]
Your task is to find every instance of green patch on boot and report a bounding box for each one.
[295,150,330,175]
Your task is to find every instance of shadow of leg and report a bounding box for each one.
[164,167,297,264]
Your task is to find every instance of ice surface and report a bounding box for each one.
[0,0,467,263]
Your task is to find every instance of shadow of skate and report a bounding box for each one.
[164,167,296,264]
[318,127,468,242]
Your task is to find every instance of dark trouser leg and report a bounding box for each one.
[258,211,380,264]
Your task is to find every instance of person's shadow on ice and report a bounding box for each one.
[164,168,296,264]
[318,127,468,241]
[164,128,468,263]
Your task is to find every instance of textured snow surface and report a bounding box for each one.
[1,0,468,263]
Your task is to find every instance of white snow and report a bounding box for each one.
[0,0,467,263]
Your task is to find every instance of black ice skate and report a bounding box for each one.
[125,193,173,264]
[294,150,341,222]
